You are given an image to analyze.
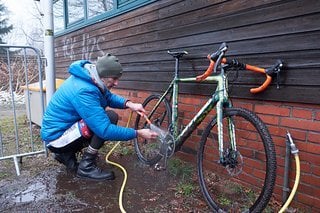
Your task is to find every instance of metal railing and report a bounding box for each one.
[0,45,47,175]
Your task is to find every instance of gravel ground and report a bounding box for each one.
[0,91,25,106]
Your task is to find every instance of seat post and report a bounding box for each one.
[174,57,180,78]
[167,50,188,78]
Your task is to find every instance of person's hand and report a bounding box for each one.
[137,129,158,140]
[126,101,145,114]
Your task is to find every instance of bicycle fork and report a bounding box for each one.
[216,101,225,163]
[216,101,237,166]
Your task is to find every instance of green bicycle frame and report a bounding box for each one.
[147,66,237,162]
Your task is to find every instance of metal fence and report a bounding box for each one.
[0,45,47,175]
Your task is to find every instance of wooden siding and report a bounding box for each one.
[54,0,320,104]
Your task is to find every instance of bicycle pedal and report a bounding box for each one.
[154,163,166,171]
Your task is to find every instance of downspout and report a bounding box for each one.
[282,135,291,203]
[43,0,55,104]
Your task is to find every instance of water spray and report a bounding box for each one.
[138,112,175,170]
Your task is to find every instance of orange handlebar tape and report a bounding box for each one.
[250,74,272,93]
[196,56,272,93]
[196,56,227,81]
[245,64,266,74]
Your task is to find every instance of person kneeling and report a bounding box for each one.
[41,53,157,180]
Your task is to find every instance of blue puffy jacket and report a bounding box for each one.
[41,60,136,144]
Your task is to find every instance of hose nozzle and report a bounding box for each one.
[287,131,299,155]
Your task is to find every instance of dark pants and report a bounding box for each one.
[48,110,118,154]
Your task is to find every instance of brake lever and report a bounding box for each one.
[210,42,228,62]
[266,60,284,89]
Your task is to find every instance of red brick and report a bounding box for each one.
[299,161,311,173]
[273,184,283,198]
[179,96,201,105]
[258,114,280,125]
[276,155,285,167]
[239,173,260,187]
[234,102,254,111]
[275,144,286,157]
[296,192,320,209]
[179,104,196,114]
[292,108,313,119]
[283,102,320,110]
[268,126,287,138]
[297,183,316,199]
[313,165,320,176]
[255,104,290,116]
[299,152,320,164]
[300,173,320,187]
[273,135,287,148]
[316,111,320,121]
[308,131,320,143]
[305,142,320,154]
[280,117,320,131]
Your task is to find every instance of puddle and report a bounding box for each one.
[14,182,46,203]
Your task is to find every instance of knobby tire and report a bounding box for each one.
[197,107,276,212]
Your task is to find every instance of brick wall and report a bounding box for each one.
[112,88,320,211]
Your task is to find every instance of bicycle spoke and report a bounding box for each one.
[134,94,172,165]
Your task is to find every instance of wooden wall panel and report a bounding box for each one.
[54,0,320,104]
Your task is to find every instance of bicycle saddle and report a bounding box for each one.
[167,50,188,58]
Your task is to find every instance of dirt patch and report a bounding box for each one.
[0,151,210,212]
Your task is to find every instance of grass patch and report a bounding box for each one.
[0,171,9,179]
[101,141,135,156]
[176,182,195,197]
[0,115,43,156]
[167,158,197,197]
[167,158,194,181]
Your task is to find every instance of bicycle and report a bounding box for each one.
[134,42,282,212]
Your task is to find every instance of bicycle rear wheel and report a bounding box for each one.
[134,94,172,165]
[198,107,276,212]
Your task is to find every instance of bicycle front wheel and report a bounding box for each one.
[198,107,276,212]
[134,94,172,165]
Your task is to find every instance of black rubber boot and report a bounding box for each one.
[54,152,78,172]
[76,151,115,180]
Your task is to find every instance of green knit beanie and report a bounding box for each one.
[96,53,123,78]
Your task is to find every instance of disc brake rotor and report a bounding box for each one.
[226,151,243,176]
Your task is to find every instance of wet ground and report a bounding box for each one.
[0,96,209,212]
[0,152,210,212]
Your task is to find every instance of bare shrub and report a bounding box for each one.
[0,54,43,94]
